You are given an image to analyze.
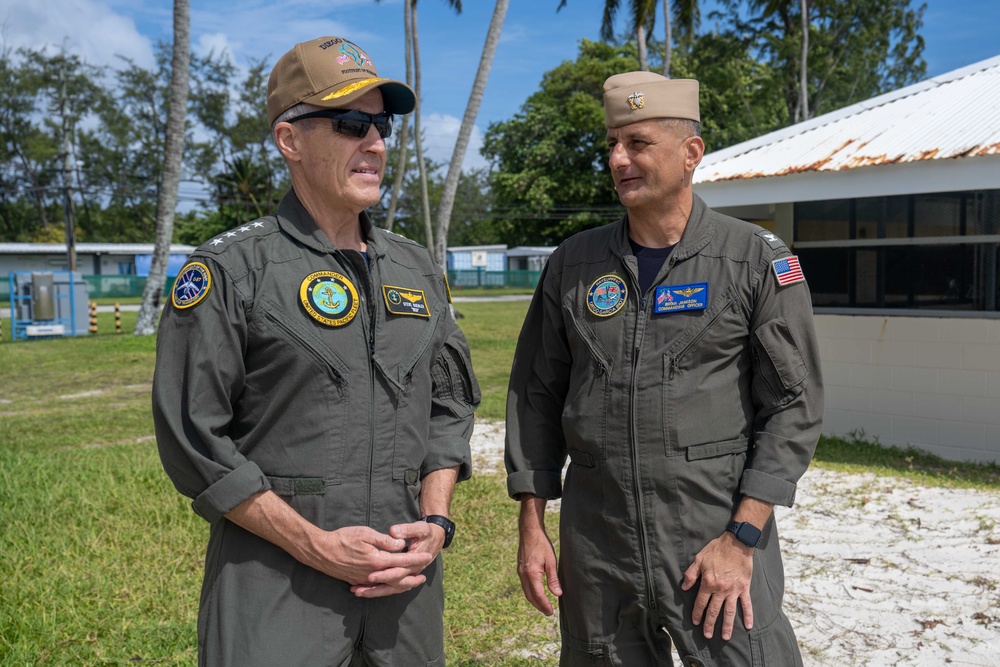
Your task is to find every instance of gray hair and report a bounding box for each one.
[662,118,701,138]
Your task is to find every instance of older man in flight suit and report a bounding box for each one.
[153,36,479,667]
[505,72,823,666]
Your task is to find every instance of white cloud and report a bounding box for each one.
[421,112,488,173]
[0,0,153,68]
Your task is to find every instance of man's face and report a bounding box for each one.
[606,119,701,211]
[295,88,388,214]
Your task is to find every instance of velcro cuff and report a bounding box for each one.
[506,470,563,501]
[192,460,269,524]
[739,468,797,507]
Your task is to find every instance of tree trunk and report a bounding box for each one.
[433,0,509,268]
[636,23,649,71]
[135,0,190,336]
[58,69,77,271]
[798,0,809,122]
[409,1,434,254]
[384,0,413,233]
[662,0,672,77]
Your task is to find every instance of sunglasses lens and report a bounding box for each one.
[332,118,369,138]
[375,116,392,138]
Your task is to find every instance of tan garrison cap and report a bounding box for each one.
[603,72,699,128]
[267,36,416,125]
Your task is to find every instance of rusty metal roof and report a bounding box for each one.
[695,54,1000,184]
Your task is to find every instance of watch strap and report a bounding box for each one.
[424,515,455,548]
[726,520,762,548]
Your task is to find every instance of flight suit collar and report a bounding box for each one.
[611,193,716,260]
[275,190,386,260]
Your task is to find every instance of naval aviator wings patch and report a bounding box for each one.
[383,285,431,317]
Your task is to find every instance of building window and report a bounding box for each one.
[795,189,1000,312]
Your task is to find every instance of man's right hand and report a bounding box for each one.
[224,491,433,597]
[517,495,563,615]
[305,525,435,595]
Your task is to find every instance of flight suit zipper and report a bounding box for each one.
[339,251,378,529]
[630,294,658,610]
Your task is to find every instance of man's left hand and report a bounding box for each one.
[680,531,755,641]
[349,520,444,598]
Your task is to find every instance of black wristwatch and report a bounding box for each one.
[726,520,762,548]
[424,515,456,548]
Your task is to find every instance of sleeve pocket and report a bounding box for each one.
[752,318,808,406]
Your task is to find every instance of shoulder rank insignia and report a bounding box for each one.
[587,274,628,317]
[443,272,453,304]
[772,255,805,286]
[755,229,788,251]
[171,262,212,309]
[383,285,431,317]
[654,282,708,313]
[299,271,359,326]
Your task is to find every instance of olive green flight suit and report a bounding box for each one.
[153,191,480,667]
[506,195,823,667]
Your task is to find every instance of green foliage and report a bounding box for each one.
[482,39,634,246]
[670,31,788,152]
[716,0,926,121]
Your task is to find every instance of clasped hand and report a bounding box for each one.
[310,521,445,598]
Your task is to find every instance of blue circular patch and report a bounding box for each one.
[587,274,627,317]
[171,262,212,309]
[299,271,359,327]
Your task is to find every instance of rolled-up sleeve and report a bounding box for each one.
[423,320,480,481]
[152,257,270,524]
[505,259,571,500]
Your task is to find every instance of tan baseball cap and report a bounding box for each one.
[603,72,699,128]
[267,36,416,125]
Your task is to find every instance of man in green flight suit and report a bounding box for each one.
[505,72,824,666]
[153,36,480,667]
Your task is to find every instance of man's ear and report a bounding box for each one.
[274,122,301,163]
[685,135,705,171]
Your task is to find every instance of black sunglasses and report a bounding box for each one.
[290,109,393,139]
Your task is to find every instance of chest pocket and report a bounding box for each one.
[243,296,352,482]
[661,285,753,457]
[561,301,616,463]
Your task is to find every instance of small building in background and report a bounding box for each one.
[695,54,1000,464]
[0,243,195,302]
[506,246,556,272]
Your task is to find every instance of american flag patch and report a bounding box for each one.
[772,256,804,286]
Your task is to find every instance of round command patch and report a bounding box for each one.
[587,274,628,317]
[171,262,212,309]
[299,271,359,327]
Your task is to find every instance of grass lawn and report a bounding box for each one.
[1,300,998,665]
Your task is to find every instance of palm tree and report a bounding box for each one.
[134,0,189,336]
[560,0,701,77]
[376,0,463,250]
[432,0,509,268]
[383,1,414,232]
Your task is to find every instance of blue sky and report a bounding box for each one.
[1,0,998,172]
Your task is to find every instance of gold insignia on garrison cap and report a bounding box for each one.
[603,71,700,128]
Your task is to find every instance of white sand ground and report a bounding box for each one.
[469,421,1000,666]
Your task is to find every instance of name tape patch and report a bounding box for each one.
[383,285,431,317]
[654,283,708,313]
